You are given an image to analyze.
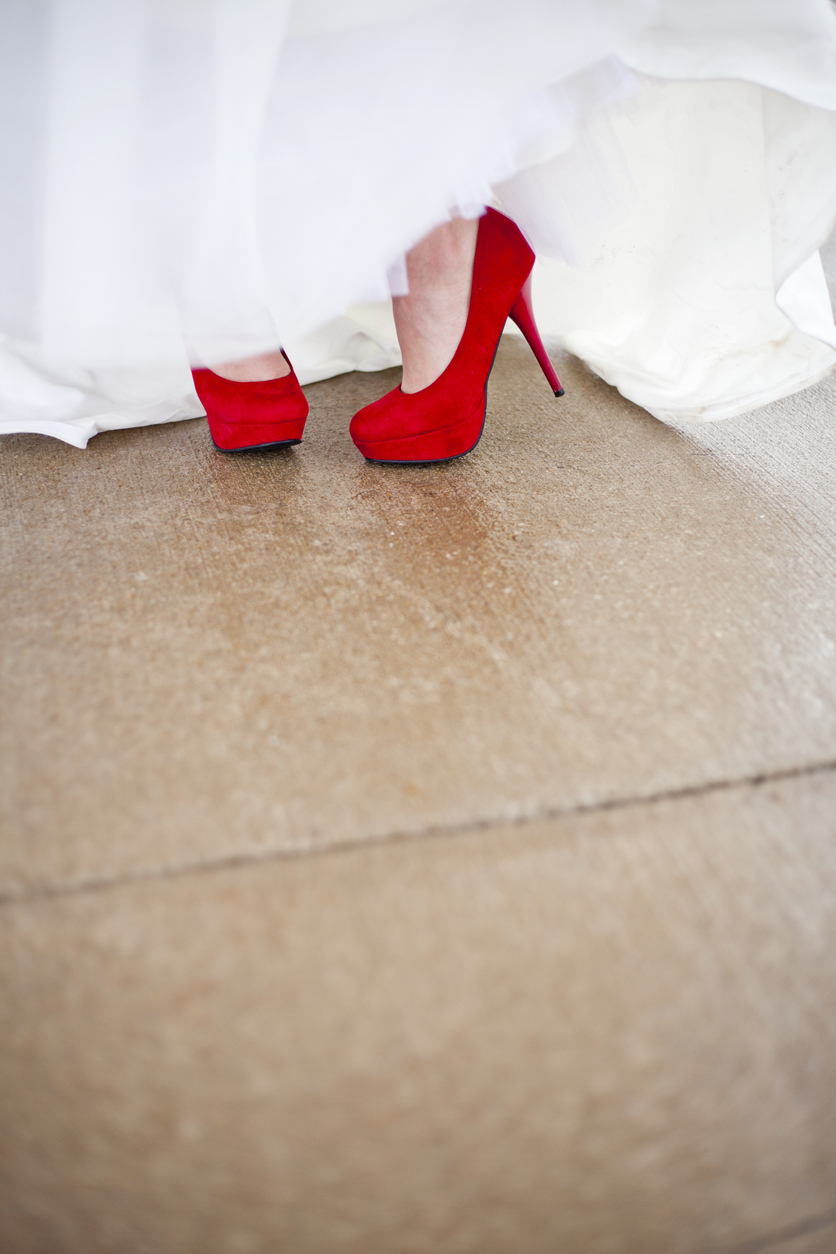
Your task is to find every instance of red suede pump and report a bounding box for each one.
[191,351,308,452]
[349,208,563,464]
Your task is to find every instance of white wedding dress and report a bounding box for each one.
[1,0,835,448]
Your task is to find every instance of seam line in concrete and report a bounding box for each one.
[3,756,836,909]
[704,1206,836,1254]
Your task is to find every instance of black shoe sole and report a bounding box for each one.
[212,438,302,454]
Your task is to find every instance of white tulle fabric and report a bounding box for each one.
[0,0,835,447]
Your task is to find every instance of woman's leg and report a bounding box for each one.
[393,217,479,393]
[211,215,479,389]
[211,349,291,381]
[207,214,477,393]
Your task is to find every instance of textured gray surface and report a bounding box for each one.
[1,241,835,1252]
[2,332,836,897]
[2,773,836,1254]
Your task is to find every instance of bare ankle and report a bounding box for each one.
[211,350,291,382]
[394,216,479,393]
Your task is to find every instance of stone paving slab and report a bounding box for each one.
[2,770,835,1254]
[2,333,836,896]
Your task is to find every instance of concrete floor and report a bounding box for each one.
[2,246,836,1253]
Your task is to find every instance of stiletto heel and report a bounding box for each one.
[509,275,564,397]
[191,351,308,452]
[349,207,564,465]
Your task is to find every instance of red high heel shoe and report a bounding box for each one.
[191,351,309,452]
[349,208,563,465]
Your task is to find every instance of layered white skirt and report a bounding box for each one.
[1,0,835,448]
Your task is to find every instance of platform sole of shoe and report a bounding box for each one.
[211,437,303,454]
